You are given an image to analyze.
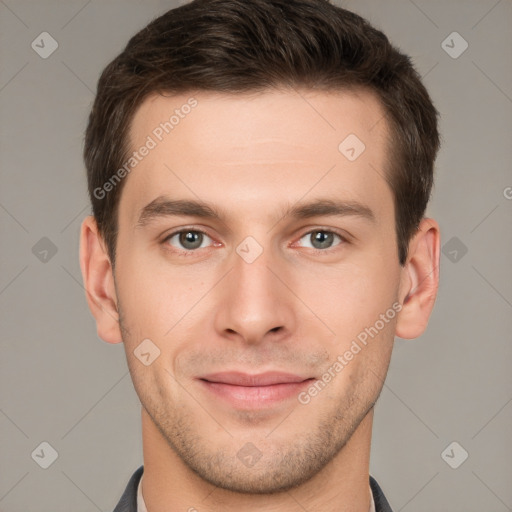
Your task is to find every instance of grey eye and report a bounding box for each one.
[167,230,212,250]
[299,230,342,250]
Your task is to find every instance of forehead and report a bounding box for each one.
[120,88,393,227]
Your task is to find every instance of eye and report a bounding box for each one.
[297,229,346,251]
[163,229,214,252]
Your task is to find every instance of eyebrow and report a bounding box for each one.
[136,196,376,227]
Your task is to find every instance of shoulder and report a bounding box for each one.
[112,465,144,512]
[370,475,394,512]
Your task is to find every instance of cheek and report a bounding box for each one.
[115,246,181,318]
[115,250,219,362]
[303,260,399,338]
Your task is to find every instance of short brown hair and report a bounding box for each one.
[84,0,440,267]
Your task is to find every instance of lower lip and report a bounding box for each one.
[199,379,314,409]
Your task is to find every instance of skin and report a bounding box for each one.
[80,88,440,511]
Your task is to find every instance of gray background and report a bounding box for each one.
[0,0,511,510]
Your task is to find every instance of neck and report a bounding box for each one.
[140,406,374,512]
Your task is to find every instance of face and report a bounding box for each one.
[90,88,417,493]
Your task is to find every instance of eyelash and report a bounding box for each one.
[161,227,349,257]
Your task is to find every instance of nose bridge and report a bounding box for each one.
[213,237,295,342]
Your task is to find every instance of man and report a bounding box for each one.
[79,0,441,510]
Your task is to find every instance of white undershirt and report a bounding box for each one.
[137,474,376,511]
[137,474,148,512]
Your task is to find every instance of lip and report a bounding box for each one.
[197,371,315,409]
[199,371,311,386]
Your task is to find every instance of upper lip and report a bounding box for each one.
[199,371,312,387]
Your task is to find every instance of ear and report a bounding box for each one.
[395,218,440,339]
[79,215,123,344]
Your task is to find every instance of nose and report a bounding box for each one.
[213,241,297,346]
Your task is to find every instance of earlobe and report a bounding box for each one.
[79,216,123,344]
[395,218,440,340]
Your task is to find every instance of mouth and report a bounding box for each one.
[197,371,316,409]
